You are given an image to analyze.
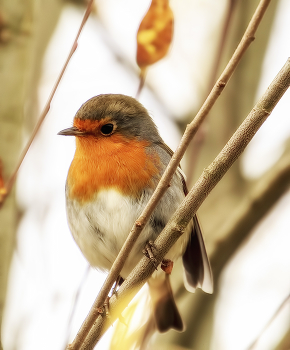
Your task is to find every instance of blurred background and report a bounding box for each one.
[0,0,289,349]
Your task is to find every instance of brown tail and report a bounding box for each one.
[147,274,183,333]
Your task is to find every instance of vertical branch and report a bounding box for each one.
[135,69,146,99]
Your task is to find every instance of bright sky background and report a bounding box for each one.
[2,1,290,349]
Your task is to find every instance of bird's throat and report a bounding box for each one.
[67,134,160,202]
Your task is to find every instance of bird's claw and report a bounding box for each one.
[161,259,174,274]
[143,241,158,270]
[97,296,111,318]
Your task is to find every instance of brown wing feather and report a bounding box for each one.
[157,141,213,293]
[148,275,184,332]
[156,141,188,195]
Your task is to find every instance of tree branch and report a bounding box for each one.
[171,141,290,349]
[275,327,290,350]
[71,57,290,350]
[0,0,94,207]
[247,294,290,350]
[67,1,273,348]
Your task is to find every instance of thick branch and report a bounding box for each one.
[67,1,273,348]
[170,142,290,349]
[73,58,290,350]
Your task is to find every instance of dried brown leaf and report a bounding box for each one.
[136,0,173,70]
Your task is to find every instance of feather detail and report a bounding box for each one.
[183,216,213,294]
[148,274,184,332]
[67,134,161,202]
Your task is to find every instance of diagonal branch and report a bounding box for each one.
[207,0,239,92]
[275,327,290,350]
[246,294,290,350]
[67,0,273,348]
[171,141,290,349]
[72,57,290,350]
[0,0,94,207]
[67,1,273,348]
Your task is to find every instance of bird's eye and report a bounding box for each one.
[100,123,114,135]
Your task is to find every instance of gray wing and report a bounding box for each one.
[157,141,213,294]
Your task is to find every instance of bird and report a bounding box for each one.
[58,94,213,333]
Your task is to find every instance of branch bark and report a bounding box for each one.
[170,141,290,349]
[192,0,279,248]
[246,294,290,350]
[67,1,273,348]
[71,57,290,350]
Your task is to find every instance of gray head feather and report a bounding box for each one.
[75,94,163,144]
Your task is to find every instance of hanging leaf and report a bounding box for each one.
[136,0,174,70]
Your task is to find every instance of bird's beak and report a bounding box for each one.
[57,126,86,136]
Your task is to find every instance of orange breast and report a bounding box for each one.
[67,134,161,202]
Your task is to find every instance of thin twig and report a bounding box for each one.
[95,15,173,117]
[135,69,146,99]
[208,0,238,92]
[76,58,290,350]
[66,1,272,349]
[63,265,91,350]
[186,0,238,183]
[246,294,290,350]
[0,0,94,207]
[172,141,290,343]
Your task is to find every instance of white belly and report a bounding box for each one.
[66,186,189,278]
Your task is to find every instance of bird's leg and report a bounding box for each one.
[110,275,124,297]
[96,298,110,317]
[96,306,105,315]
[142,240,158,270]
[107,278,128,325]
[111,277,120,296]
[97,276,124,318]
[161,259,174,274]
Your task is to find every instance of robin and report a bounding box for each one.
[58,94,213,332]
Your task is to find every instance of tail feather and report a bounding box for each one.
[148,274,183,333]
[182,215,213,294]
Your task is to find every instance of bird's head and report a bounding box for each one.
[58,94,162,144]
